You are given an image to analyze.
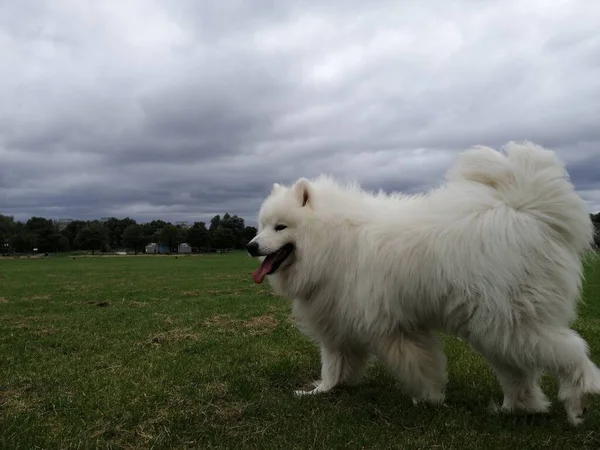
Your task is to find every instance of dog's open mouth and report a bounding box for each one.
[252,243,295,284]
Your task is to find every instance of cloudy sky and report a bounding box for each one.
[1,0,599,225]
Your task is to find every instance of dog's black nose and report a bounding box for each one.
[246,241,259,257]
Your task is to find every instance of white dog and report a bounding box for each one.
[246,141,599,425]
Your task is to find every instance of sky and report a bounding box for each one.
[1,0,599,225]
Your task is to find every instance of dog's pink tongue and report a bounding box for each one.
[252,258,274,284]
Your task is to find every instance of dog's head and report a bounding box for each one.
[247,178,314,284]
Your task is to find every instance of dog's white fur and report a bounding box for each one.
[248,141,599,425]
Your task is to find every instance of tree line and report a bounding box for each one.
[1,212,599,256]
[0,213,257,255]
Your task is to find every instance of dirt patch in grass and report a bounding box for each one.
[87,300,110,307]
[0,296,8,304]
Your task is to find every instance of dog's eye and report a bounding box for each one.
[274,224,287,231]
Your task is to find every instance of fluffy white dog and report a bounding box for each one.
[246,141,599,425]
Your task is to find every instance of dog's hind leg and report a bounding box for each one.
[294,345,369,396]
[490,363,550,414]
[477,325,600,425]
[546,328,600,425]
[374,330,447,404]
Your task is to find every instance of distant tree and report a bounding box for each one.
[158,224,181,251]
[220,213,247,249]
[209,215,221,232]
[122,224,146,254]
[211,226,235,252]
[149,220,168,231]
[25,216,61,252]
[76,223,109,255]
[187,222,209,251]
[61,220,87,250]
[11,231,34,253]
[104,217,136,249]
[0,214,17,253]
[175,225,188,247]
[243,226,257,245]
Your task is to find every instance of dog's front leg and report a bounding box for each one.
[294,344,367,396]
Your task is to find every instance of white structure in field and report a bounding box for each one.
[178,243,191,254]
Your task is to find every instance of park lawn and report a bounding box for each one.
[0,252,599,449]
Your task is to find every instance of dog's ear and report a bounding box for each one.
[271,183,282,194]
[293,178,312,207]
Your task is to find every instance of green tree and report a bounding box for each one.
[211,226,235,252]
[11,231,34,253]
[76,223,109,255]
[61,220,87,250]
[220,213,247,249]
[25,216,61,252]
[122,224,146,254]
[104,217,136,249]
[158,224,181,252]
[187,222,209,251]
[0,214,17,253]
[209,215,221,232]
[243,226,257,245]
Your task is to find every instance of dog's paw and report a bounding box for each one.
[413,397,448,407]
[565,396,589,426]
[294,389,317,397]
[294,381,329,397]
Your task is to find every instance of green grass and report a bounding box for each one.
[0,252,599,449]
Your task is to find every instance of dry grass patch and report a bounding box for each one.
[242,315,279,336]
[203,314,280,336]
[129,301,148,308]
[180,290,203,297]
[181,287,251,297]
[0,386,39,413]
[27,295,51,301]
[203,381,230,398]
[3,320,57,336]
[259,290,278,297]
[1,314,57,330]
[0,296,8,304]
[208,400,248,422]
[144,314,280,345]
[152,313,175,325]
[148,327,203,345]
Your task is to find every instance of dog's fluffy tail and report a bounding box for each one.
[447,141,594,255]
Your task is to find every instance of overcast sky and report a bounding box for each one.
[1,0,599,225]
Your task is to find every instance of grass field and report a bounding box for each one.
[1,252,600,449]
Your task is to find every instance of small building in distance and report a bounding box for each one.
[178,243,192,254]
[145,242,191,254]
[145,242,170,254]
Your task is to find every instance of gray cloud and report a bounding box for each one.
[1,0,600,226]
